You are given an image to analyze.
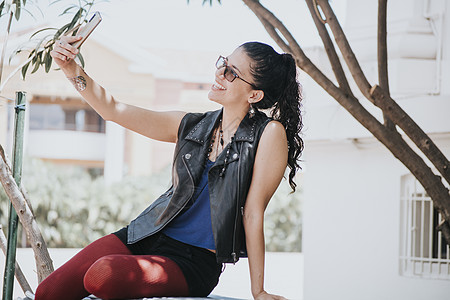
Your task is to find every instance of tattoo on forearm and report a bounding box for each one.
[68,75,87,92]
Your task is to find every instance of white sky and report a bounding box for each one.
[2,0,348,54]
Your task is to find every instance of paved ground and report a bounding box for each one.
[1,248,303,300]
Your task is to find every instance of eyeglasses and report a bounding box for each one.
[215,56,257,89]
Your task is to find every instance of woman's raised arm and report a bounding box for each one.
[50,35,186,143]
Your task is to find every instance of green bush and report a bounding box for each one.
[264,179,302,252]
[0,158,302,251]
[0,158,169,247]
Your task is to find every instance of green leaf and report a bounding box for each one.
[49,0,65,5]
[202,0,220,6]
[21,60,31,79]
[8,48,22,64]
[44,50,52,73]
[31,52,42,74]
[28,49,35,58]
[33,35,49,54]
[21,6,37,20]
[76,52,85,68]
[44,37,56,48]
[15,0,21,20]
[191,0,221,5]
[59,5,77,16]
[54,23,70,39]
[30,27,58,40]
[0,2,5,17]
[73,26,80,36]
[68,8,83,31]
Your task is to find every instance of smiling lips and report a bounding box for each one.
[212,81,226,91]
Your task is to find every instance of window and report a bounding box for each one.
[400,174,450,279]
[29,104,65,130]
[30,104,105,133]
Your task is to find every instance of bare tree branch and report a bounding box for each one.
[312,0,327,24]
[316,0,372,97]
[0,145,54,283]
[317,0,450,186]
[305,0,353,96]
[377,0,395,130]
[242,0,341,99]
[370,85,450,186]
[242,0,368,122]
[258,15,292,53]
[239,0,450,243]
[242,0,304,58]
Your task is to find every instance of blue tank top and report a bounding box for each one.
[163,159,216,250]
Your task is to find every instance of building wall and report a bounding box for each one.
[302,0,450,299]
[1,39,145,180]
[0,35,218,180]
[303,137,450,300]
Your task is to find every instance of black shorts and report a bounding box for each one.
[113,227,223,296]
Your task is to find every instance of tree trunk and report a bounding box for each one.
[0,145,54,282]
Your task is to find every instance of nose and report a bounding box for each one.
[215,66,225,78]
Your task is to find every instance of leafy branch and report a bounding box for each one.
[0,0,104,93]
[0,0,38,88]
[18,1,96,78]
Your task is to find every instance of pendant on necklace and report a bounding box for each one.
[219,129,224,147]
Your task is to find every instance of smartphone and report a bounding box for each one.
[71,12,102,48]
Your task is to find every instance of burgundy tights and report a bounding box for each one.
[35,234,189,300]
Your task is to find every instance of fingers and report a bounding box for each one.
[51,36,82,62]
[61,35,82,45]
[255,292,287,300]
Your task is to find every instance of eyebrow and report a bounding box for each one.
[225,56,243,76]
[231,64,243,76]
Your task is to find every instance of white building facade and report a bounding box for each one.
[302,0,450,299]
[1,33,219,184]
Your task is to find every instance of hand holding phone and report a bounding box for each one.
[71,12,102,48]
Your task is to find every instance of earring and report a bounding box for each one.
[248,104,255,118]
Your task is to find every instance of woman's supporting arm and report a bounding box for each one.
[50,36,186,143]
[243,121,289,300]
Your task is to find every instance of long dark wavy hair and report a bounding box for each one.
[240,41,304,191]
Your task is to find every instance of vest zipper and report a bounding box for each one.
[231,143,242,264]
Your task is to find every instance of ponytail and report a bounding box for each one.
[240,42,304,191]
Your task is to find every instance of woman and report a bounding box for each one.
[35,34,303,300]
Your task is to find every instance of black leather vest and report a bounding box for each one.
[127,109,271,263]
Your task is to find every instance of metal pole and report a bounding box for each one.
[2,91,26,300]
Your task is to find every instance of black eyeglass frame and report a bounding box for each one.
[215,56,258,89]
